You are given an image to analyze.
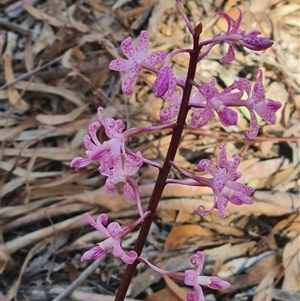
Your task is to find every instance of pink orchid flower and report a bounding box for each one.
[70,121,113,170]
[218,70,282,138]
[185,251,231,301]
[138,251,230,301]
[109,30,167,95]
[100,152,143,200]
[70,107,133,171]
[189,78,239,128]
[196,145,254,218]
[81,212,149,264]
[215,8,273,63]
[169,145,254,218]
[243,70,282,139]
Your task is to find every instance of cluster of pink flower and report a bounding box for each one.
[70,1,281,300]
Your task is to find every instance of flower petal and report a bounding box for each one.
[107,221,123,239]
[124,152,143,175]
[222,187,254,205]
[192,251,205,274]
[244,109,259,139]
[163,89,182,105]
[231,8,243,33]
[190,104,214,128]
[109,59,135,72]
[196,159,217,176]
[215,194,228,219]
[88,122,101,145]
[241,30,273,51]
[184,270,198,286]
[81,246,106,261]
[226,181,255,196]
[217,144,228,168]
[220,44,235,63]
[252,69,265,103]
[200,78,218,100]
[104,177,117,193]
[70,157,91,168]
[214,11,232,33]
[254,99,281,124]
[121,37,137,60]
[123,182,137,199]
[145,50,168,66]
[153,66,177,97]
[112,240,137,264]
[187,289,204,301]
[137,30,148,59]
[122,68,140,95]
[83,213,110,236]
[217,107,238,126]
[159,104,180,123]
[205,276,231,289]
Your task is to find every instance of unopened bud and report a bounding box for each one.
[194,22,202,36]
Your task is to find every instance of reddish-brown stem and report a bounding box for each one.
[114,33,202,301]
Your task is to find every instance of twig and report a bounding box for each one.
[51,256,105,301]
[1,19,31,37]
[0,56,61,90]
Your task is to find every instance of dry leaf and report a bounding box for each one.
[272,213,300,238]
[13,81,85,106]
[3,238,53,300]
[241,158,285,184]
[248,0,272,13]
[5,214,87,254]
[3,32,29,111]
[164,275,187,301]
[253,191,300,211]
[23,1,70,28]
[201,222,244,237]
[253,269,276,301]
[164,224,214,251]
[32,21,55,55]
[65,261,83,283]
[225,254,281,293]
[69,5,90,33]
[36,104,88,125]
[146,287,182,301]
[5,0,38,18]
[218,251,276,278]
[282,235,300,291]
